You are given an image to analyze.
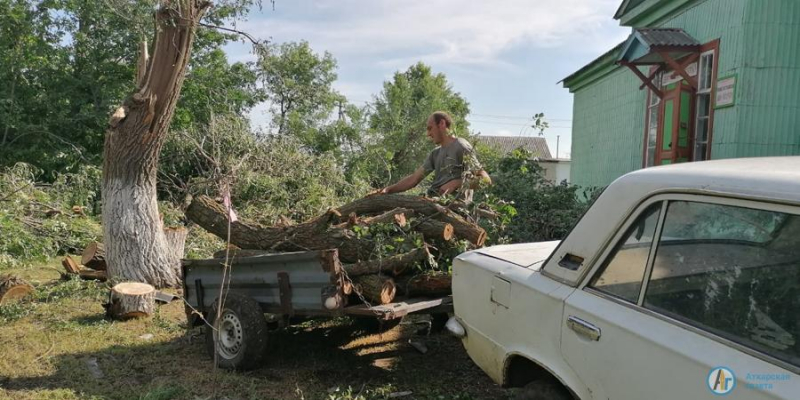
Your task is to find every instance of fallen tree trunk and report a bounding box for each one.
[107,282,155,320]
[81,242,106,271]
[360,208,411,227]
[335,195,486,246]
[0,275,33,304]
[352,275,396,305]
[344,247,429,277]
[397,272,452,297]
[413,220,454,241]
[186,195,374,263]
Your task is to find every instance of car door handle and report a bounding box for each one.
[567,316,601,341]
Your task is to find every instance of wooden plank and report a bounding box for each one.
[344,297,447,320]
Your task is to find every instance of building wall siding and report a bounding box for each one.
[734,0,800,157]
[570,0,750,186]
[570,68,646,188]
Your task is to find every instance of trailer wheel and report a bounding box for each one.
[205,294,268,370]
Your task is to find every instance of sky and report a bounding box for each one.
[222,0,631,159]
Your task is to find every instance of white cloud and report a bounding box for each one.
[241,0,624,66]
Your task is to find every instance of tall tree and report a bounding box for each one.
[257,41,341,137]
[364,62,470,184]
[0,0,258,178]
[102,0,209,287]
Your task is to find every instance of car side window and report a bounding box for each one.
[644,201,800,367]
[589,203,662,303]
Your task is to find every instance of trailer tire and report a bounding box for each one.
[205,294,268,370]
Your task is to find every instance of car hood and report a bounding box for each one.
[474,241,560,270]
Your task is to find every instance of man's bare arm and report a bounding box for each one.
[376,167,427,194]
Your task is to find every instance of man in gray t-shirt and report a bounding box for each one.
[375,111,491,198]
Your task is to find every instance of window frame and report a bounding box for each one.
[587,201,666,303]
[641,39,720,167]
[580,193,800,375]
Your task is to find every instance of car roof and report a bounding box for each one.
[541,157,800,287]
[611,157,800,204]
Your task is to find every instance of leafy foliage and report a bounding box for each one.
[488,148,599,243]
[0,163,101,268]
[0,0,260,177]
[354,62,471,186]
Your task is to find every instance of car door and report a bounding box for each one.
[560,195,800,400]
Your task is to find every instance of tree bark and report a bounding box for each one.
[102,1,209,288]
[396,272,452,297]
[186,195,374,263]
[352,275,396,305]
[0,275,33,304]
[163,227,188,279]
[359,208,411,227]
[107,282,155,320]
[81,242,106,271]
[344,247,429,277]
[336,195,486,246]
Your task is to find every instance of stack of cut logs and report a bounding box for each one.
[187,194,489,306]
[61,241,107,281]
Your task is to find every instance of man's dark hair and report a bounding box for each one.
[430,111,453,128]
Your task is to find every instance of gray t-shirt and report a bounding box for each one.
[422,137,482,196]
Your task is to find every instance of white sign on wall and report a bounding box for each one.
[715,75,737,108]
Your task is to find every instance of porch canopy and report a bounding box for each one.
[616,28,701,98]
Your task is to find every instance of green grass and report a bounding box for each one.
[0,261,512,400]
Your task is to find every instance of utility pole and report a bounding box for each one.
[556,135,560,159]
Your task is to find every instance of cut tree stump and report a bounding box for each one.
[352,275,396,305]
[0,275,34,304]
[107,282,156,320]
[81,242,106,271]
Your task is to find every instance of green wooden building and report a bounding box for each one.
[562,0,800,187]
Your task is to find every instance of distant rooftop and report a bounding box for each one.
[474,135,553,160]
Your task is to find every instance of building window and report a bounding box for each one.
[694,50,715,161]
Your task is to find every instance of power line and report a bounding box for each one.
[470,113,572,122]
[467,118,571,129]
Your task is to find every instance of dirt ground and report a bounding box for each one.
[0,263,515,400]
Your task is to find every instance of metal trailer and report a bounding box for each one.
[182,249,451,370]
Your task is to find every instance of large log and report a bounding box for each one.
[336,195,486,246]
[186,195,374,263]
[360,208,411,227]
[62,256,81,275]
[352,275,396,305]
[107,282,155,320]
[413,220,454,241]
[0,275,33,304]
[344,247,429,277]
[397,272,452,297]
[81,242,106,271]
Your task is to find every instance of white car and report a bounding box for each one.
[450,157,800,400]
